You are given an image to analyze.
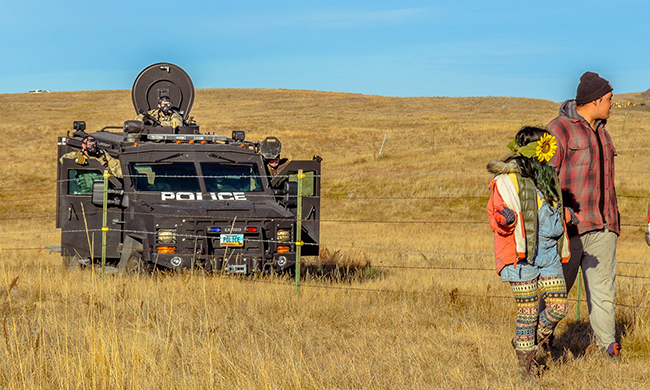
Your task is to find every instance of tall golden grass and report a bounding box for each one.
[0,88,649,388]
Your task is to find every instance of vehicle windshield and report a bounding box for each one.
[201,162,263,192]
[130,162,200,192]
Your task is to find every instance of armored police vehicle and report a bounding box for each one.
[56,63,321,274]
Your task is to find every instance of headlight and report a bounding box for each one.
[157,229,177,244]
[276,229,291,242]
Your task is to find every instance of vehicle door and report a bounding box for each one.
[270,158,321,256]
[57,148,123,261]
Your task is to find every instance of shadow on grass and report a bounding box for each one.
[94,248,386,284]
[553,315,632,359]
[301,248,386,283]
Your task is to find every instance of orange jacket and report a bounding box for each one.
[487,177,526,274]
[487,169,571,275]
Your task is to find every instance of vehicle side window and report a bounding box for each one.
[68,169,104,195]
[288,171,315,196]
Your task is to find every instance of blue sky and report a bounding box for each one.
[2,0,649,101]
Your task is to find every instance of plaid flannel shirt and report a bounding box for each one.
[546,100,620,237]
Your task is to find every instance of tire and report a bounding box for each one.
[62,254,81,269]
[125,251,148,274]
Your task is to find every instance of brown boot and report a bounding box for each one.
[516,348,539,380]
[536,330,554,364]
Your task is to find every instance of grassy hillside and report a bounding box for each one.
[614,91,649,103]
[1,89,650,388]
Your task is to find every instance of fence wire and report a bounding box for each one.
[3,238,650,279]
[2,171,650,314]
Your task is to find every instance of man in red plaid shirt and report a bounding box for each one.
[546,71,620,358]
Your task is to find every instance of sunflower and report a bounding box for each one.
[535,133,557,162]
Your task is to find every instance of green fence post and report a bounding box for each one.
[101,171,109,275]
[295,169,305,296]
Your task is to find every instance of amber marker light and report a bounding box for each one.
[277,246,290,254]
[157,246,176,254]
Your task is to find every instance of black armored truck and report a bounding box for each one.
[56,63,321,274]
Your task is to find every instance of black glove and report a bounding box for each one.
[495,207,516,225]
[566,207,581,226]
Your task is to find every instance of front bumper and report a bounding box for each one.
[151,252,296,273]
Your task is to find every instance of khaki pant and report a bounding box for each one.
[564,229,617,348]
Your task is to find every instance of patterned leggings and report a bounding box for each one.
[510,276,568,350]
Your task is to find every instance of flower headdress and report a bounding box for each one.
[507,133,557,163]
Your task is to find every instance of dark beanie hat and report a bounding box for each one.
[576,71,613,105]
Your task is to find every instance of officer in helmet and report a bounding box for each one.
[261,137,289,177]
[60,136,123,178]
[135,95,183,128]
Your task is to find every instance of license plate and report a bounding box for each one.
[220,234,244,247]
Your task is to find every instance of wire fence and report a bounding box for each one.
[1,171,650,314]
[4,243,650,312]
[4,240,650,273]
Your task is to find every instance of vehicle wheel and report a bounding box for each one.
[125,252,148,274]
[62,254,81,269]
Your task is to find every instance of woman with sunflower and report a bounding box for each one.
[486,126,580,379]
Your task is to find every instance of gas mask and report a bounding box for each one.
[160,104,173,115]
[85,142,99,156]
[82,137,99,157]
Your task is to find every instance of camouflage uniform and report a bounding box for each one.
[135,108,183,128]
[267,158,289,177]
[60,150,123,178]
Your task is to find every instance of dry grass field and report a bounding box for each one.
[1,88,650,389]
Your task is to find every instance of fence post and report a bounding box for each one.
[295,169,305,296]
[377,133,388,159]
[101,171,109,275]
[431,129,436,154]
[574,266,583,321]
